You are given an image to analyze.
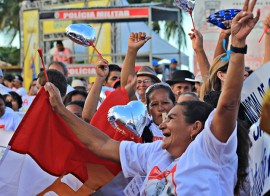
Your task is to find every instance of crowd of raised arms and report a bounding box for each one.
[0,0,270,195]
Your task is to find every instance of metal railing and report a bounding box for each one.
[21,0,86,10]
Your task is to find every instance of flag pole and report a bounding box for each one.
[37,49,49,82]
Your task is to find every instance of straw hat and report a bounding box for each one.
[137,66,161,83]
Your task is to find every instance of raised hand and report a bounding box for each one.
[231,0,260,45]
[220,21,232,39]
[45,82,64,113]
[188,29,204,52]
[188,29,210,84]
[95,59,109,79]
[263,13,270,64]
[128,32,151,52]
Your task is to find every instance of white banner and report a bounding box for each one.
[240,62,270,194]
[241,62,270,125]
[21,95,35,113]
[249,121,270,195]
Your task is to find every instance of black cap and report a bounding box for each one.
[166,70,195,85]
[14,75,24,83]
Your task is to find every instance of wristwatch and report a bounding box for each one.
[230,45,247,54]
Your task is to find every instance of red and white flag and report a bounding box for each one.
[0,87,93,194]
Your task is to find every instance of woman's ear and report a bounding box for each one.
[217,71,226,82]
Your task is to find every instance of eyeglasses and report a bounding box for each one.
[137,79,154,84]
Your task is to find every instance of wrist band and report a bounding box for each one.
[230,45,247,54]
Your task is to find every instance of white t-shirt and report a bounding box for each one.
[16,87,27,96]
[93,120,164,196]
[120,110,238,195]
[0,110,22,131]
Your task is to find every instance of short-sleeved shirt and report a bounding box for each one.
[16,87,27,96]
[0,110,22,131]
[53,48,74,64]
[120,110,238,195]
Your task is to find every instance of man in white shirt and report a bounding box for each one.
[12,75,27,96]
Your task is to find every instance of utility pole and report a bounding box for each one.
[110,0,121,64]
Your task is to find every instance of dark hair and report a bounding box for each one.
[145,83,175,111]
[38,69,67,97]
[141,121,153,143]
[178,92,199,102]
[0,94,4,102]
[203,91,221,108]
[15,75,24,83]
[105,64,121,82]
[3,74,15,82]
[65,100,85,108]
[178,101,214,133]
[9,91,23,109]
[56,40,63,46]
[48,61,68,77]
[234,119,250,195]
[74,86,87,92]
[63,90,88,106]
[79,77,87,82]
[3,94,11,108]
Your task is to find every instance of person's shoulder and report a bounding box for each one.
[5,107,15,114]
[5,111,21,118]
[21,87,27,92]
[64,48,72,53]
[16,87,27,96]
[143,140,164,153]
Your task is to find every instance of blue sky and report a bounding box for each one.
[0,31,20,48]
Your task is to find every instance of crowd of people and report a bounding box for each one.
[0,0,270,194]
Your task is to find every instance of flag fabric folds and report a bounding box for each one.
[0,87,138,194]
[8,87,91,181]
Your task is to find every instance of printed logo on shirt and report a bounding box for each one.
[153,136,163,141]
[144,165,177,195]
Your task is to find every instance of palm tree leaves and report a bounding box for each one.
[0,0,21,44]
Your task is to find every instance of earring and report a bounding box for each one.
[190,135,194,141]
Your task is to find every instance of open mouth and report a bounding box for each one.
[163,132,171,137]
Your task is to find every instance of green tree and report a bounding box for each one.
[0,46,20,65]
[0,0,22,44]
[127,0,186,47]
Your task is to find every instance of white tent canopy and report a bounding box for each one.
[118,21,189,66]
